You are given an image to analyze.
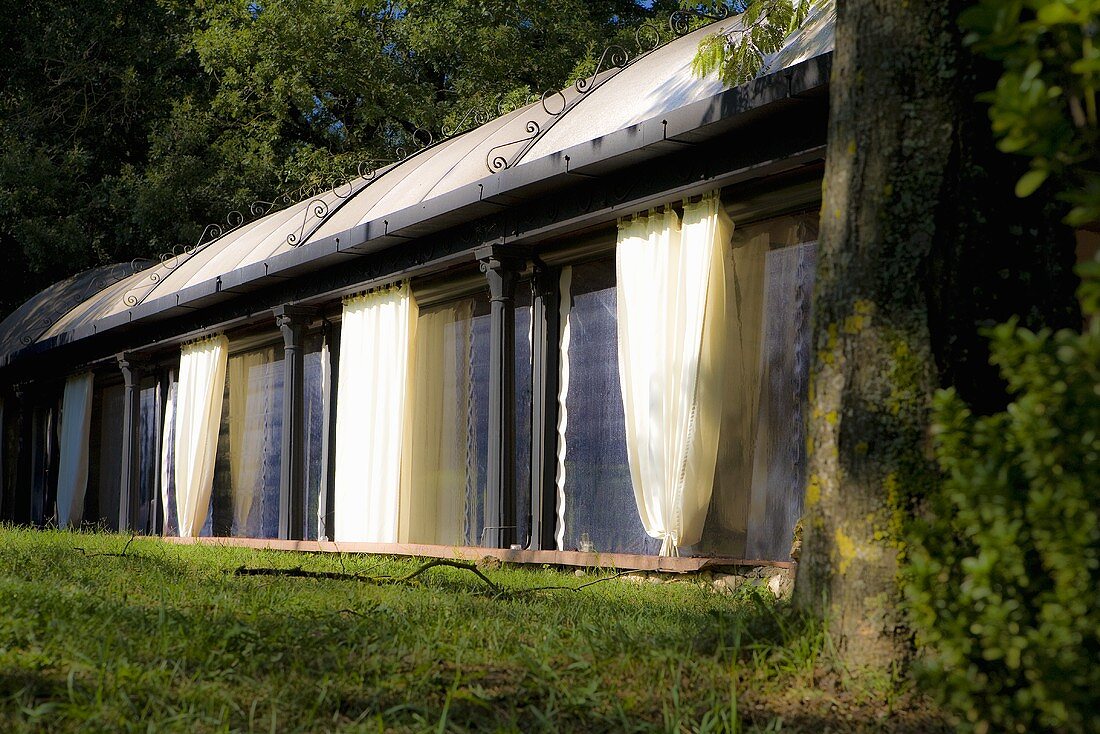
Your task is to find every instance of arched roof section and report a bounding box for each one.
[0,261,146,360]
[21,5,836,356]
[523,2,834,162]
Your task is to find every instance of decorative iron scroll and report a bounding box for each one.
[482,5,733,174]
[117,127,436,308]
[669,4,731,36]
[16,261,150,346]
[486,120,540,172]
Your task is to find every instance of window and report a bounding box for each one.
[302,335,329,540]
[29,399,59,526]
[87,382,124,530]
[553,208,819,559]
[137,381,162,534]
[404,288,532,547]
[557,259,658,555]
[209,345,284,539]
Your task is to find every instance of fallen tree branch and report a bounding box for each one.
[392,558,499,592]
[73,532,138,558]
[517,569,637,593]
[232,566,374,582]
[231,558,500,592]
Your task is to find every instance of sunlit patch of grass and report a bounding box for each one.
[0,526,938,733]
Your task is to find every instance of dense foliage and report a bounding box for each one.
[690,0,811,85]
[902,3,1100,730]
[907,265,1099,733]
[961,0,1100,224]
[0,0,678,315]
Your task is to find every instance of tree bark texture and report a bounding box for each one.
[796,0,1079,672]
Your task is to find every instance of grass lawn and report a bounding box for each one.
[0,527,945,733]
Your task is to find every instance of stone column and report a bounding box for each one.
[274,304,317,540]
[117,354,143,532]
[477,246,525,548]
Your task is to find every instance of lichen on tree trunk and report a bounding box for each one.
[795,0,1079,673]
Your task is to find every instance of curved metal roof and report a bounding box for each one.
[6,5,835,358]
[0,261,148,360]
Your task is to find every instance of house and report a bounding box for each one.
[0,7,838,571]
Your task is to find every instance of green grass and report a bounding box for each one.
[0,527,942,733]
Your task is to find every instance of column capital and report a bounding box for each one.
[475,245,527,274]
[272,304,318,331]
[478,247,526,304]
[116,352,146,382]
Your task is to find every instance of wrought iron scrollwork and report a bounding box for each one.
[287,199,330,247]
[486,120,540,172]
[113,4,738,309]
[442,106,494,138]
[634,23,663,54]
[575,45,630,94]
[670,4,732,36]
[541,89,567,117]
[484,5,732,175]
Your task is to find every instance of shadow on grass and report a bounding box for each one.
[0,528,947,733]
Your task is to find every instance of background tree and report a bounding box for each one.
[0,0,677,315]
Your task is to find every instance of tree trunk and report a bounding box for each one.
[795,0,1079,672]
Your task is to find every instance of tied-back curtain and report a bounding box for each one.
[227,347,277,535]
[56,372,94,528]
[334,282,417,542]
[174,335,228,537]
[616,193,731,555]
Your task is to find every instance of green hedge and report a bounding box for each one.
[907,261,1100,733]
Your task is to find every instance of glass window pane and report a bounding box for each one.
[208,345,283,539]
[88,384,124,530]
[406,290,531,548]
[303,337,328,540]
[137,384,160,534]
[692,210,819,559]
[161,380,178,537]
[560,260,659,556]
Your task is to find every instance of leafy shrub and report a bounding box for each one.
[907,261,1100,733]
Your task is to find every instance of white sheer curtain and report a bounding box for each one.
[403,300,472,545]
[160,379,177,533]
[228,347,277,535]
[174,335,228,537]
[334,282,417,542]
[317,339,331,540]
[553,266,573,551]
[56,372,94,528]
[616,193,731,555]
